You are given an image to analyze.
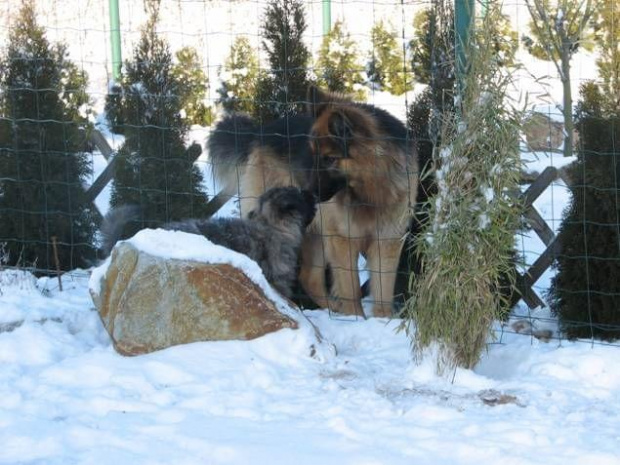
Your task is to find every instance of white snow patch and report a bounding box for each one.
[2,271,620,464]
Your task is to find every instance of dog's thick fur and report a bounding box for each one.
[100,187,316,299]
[208,87,418,317]
[209,113,345,214]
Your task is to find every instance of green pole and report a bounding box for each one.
[455,0,474,93]
[109,0,122,81]
[322,0,331,35]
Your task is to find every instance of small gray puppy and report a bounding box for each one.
[100,187,317,299]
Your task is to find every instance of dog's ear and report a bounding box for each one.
[327,106,375,151]
[307,85,349,118]
[307,85,329,118]
[326,110,354,154]
[328,110,353,139]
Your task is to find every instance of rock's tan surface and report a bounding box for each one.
[90,242,299,356]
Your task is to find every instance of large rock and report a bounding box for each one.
[90,230,325,357]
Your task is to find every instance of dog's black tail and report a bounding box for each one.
[208,113,257,193]
[202,113,258,218]
[99,205,141,258]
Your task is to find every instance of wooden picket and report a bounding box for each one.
[85,129,115,224]
[515,165,569,309]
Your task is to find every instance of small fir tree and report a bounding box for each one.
[548,82,620,340]
[476,12,518,69]
[0,1,96,272]
[105,8,209,239]
[367,20,413,95]
[405,0,455,246]
[409,9,434,85]
[172,46,213,126]
[315,20,366,100]
[400,1,454,314]
[409,1,455,141]
[256,0,311,120]
[407,89,436,200]
[593,0,620,111]
[216,37,261,115]
[410,6,516,86]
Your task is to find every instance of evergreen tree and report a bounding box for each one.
[407,89,435,192]
[522,0,596,157]
[400,1,455,312]
[256,0,310,120]
[476,11,518,69]
[0,1,96,272]
[105,8,209,239]
[409,9,434,85]
[548,82,620,341]
[407,1,455,155]
[410,6,516,86]
[315,20,366,100]
[216,37,261,115]
[172,46,213,126]
[367,21,413,95]
[593,0,620,111]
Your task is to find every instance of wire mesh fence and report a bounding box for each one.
[0,0,618,347]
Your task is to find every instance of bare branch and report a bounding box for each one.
[524,0,564,76]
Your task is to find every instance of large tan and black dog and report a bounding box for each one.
[208,87,418,317]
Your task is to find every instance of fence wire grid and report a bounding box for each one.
[0,0,618,346]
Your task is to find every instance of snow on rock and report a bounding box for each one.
[92,229,299,318]
[90,229,330,357]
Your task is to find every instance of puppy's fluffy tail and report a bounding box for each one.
[99,205,141,258]
[208,113,257,196]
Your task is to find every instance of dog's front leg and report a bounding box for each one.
[366,235,405,318]
[299,233,330,309]
[326,235,364,318]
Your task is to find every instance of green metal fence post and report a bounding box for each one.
[455,0,474,93]
[323,0,331,35]
[109,0,122,81]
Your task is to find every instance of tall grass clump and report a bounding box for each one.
[402,4,523,372]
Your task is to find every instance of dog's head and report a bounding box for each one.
[256,187,317,229]
[307,86,382,199]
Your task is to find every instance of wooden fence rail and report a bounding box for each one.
[514,165,570,309]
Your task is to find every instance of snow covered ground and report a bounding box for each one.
[2,1,619,463]
[1,146,618,465]
[2,261,620,464]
